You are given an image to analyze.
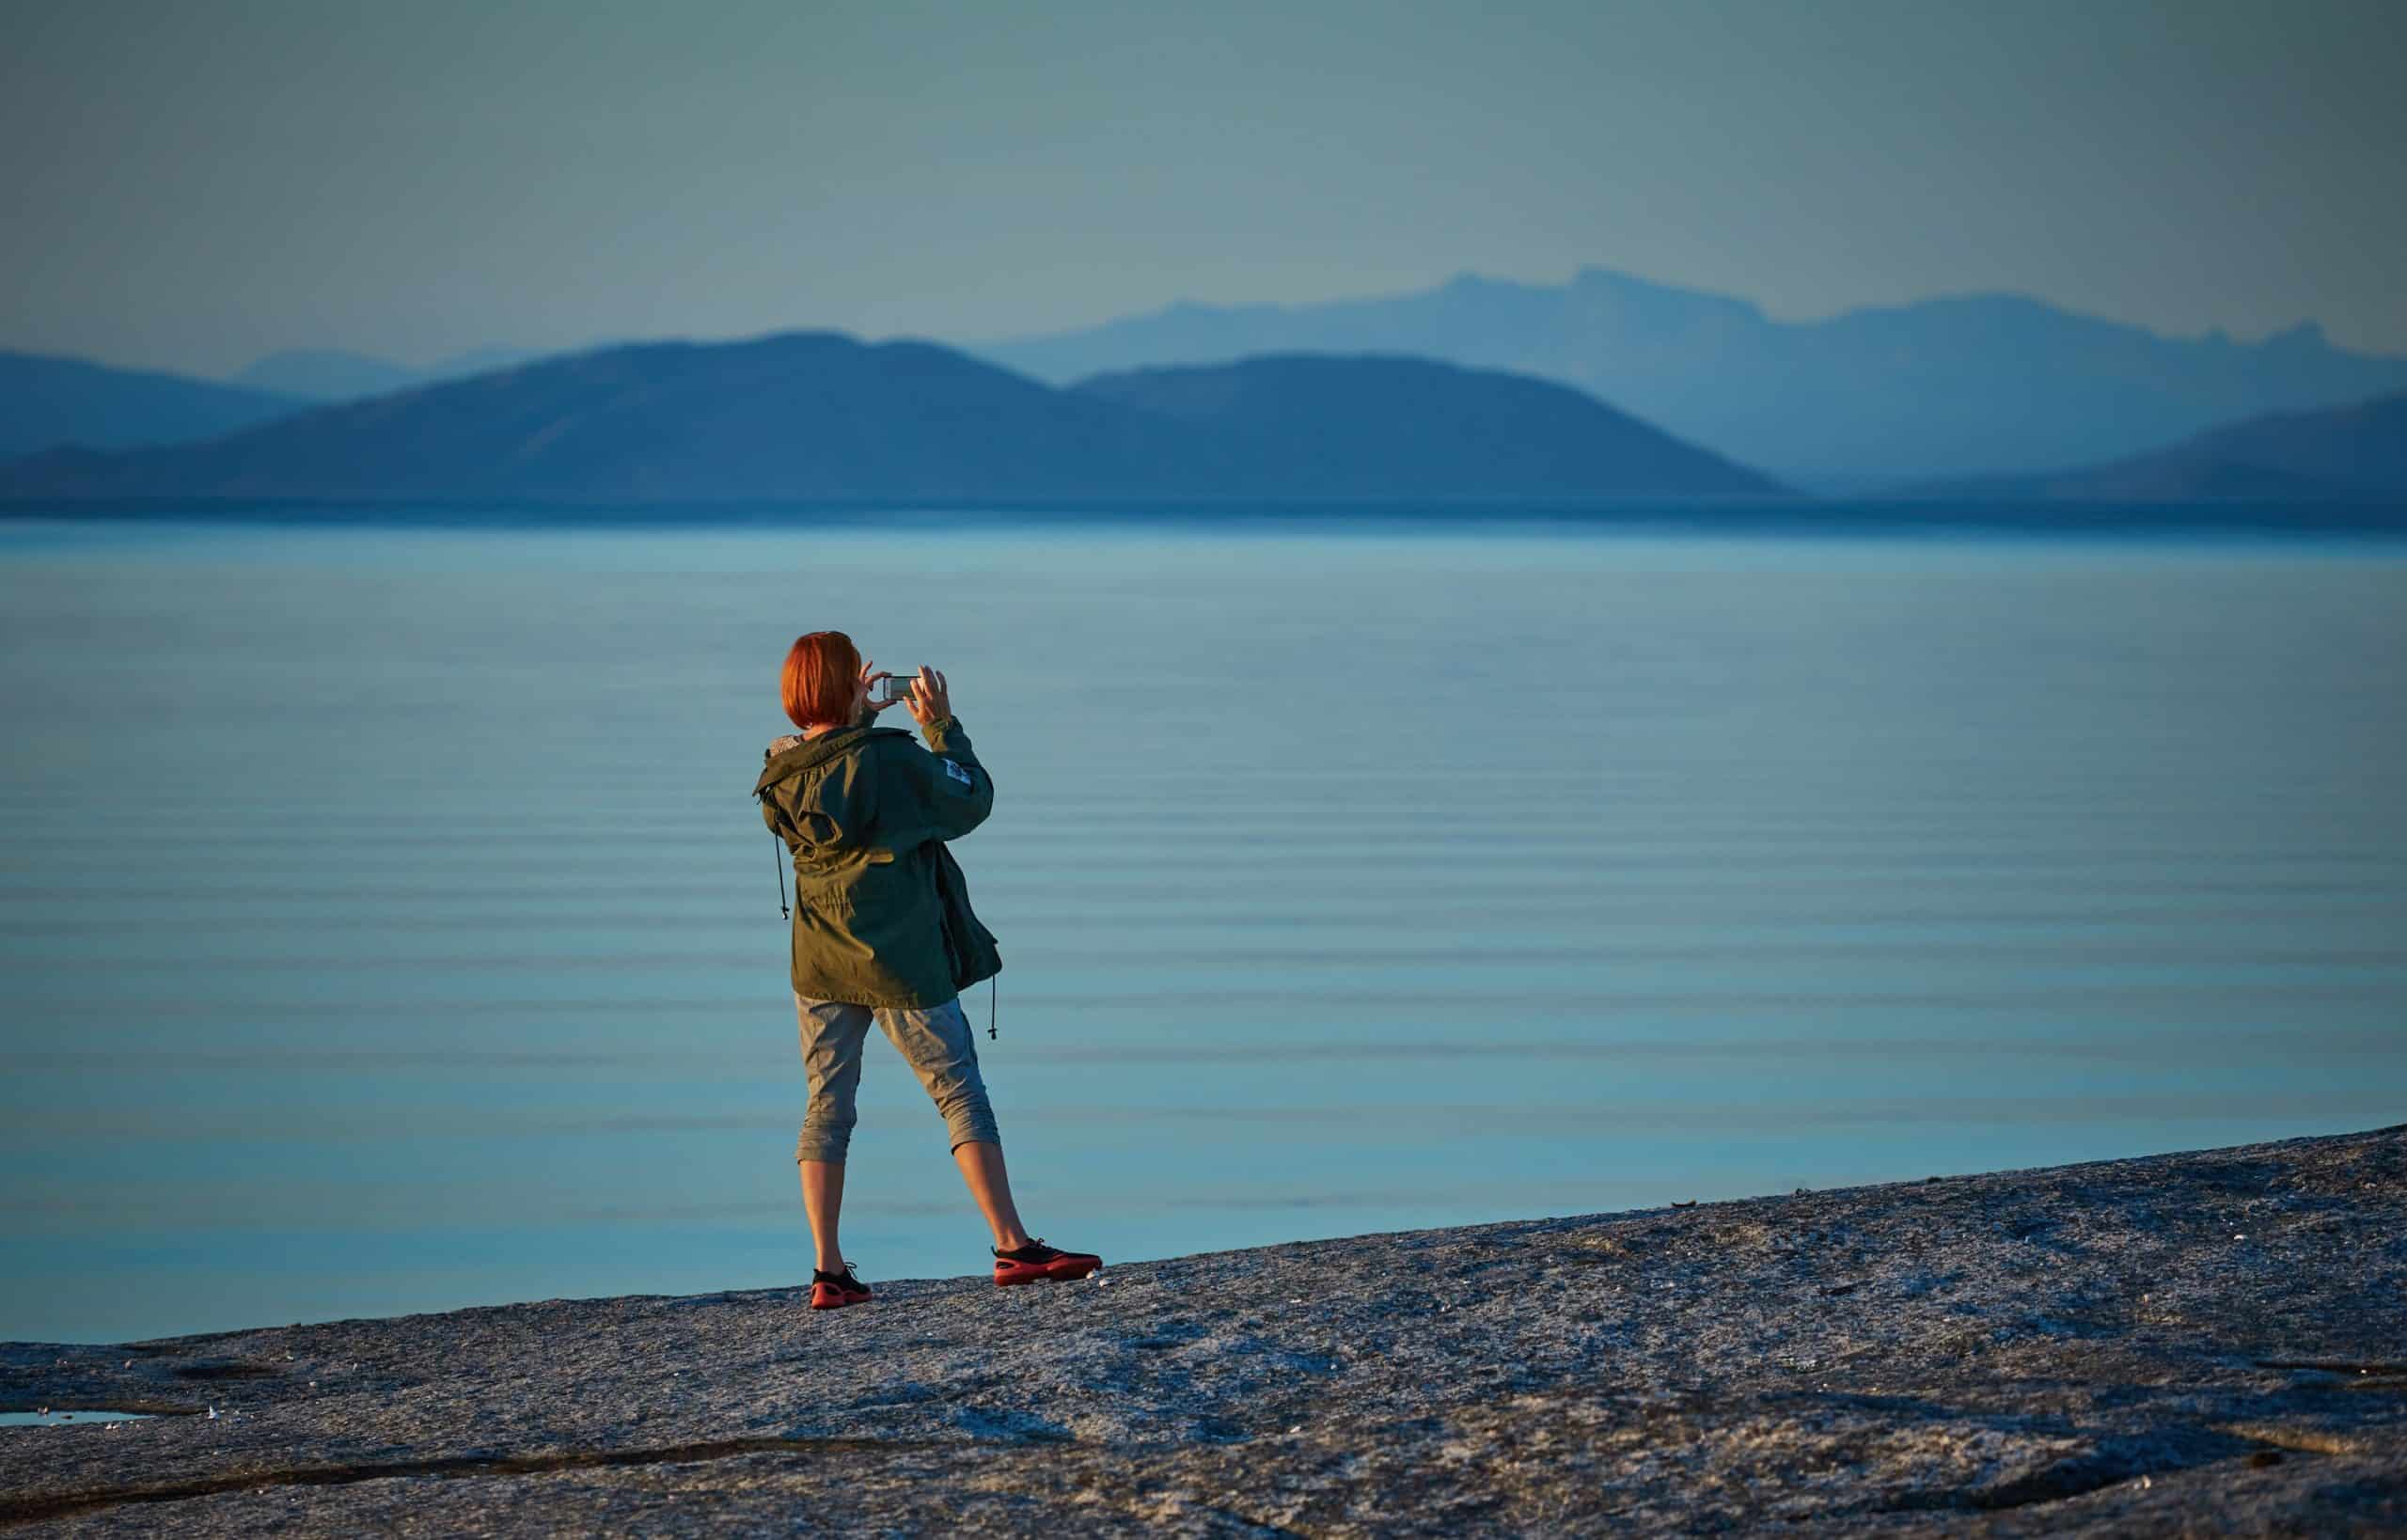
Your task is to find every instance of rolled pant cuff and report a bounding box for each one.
[794,1130,852,1165]
[943,1112,1001,1152]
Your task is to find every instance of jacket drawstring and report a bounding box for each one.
[754,789,790,919]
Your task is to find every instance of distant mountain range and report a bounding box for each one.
[1894,390,2407,502]
[7,266,2405,513]
[0,332,1784,504]
[0,345,544,459]
[228,345,543,401]
[968,267,2407,492]
[0,351,304,458]
[1075,354,1779,498]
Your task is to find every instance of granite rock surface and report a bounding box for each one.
[5,1124,2403,1535]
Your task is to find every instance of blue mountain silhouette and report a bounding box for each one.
[969,268,2407,492]
[0,351,305,458]
[0,331,1786,503]
[1893,389,2407,500]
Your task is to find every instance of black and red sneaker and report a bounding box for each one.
[992,1237,1102,1286]
[810,1264,872,1311]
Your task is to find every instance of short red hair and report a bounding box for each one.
[782,631,860,730]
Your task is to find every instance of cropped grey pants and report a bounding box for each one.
[793,990,1001,1164]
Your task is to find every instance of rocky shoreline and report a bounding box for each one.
[6,1123,2403,1535]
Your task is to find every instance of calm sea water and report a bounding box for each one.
[4,513,2402,1343]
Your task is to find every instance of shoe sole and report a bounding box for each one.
[993,1257,1101,1286]
[810,1291,872,1310]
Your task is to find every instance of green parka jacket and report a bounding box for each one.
[751,712,1001,1009]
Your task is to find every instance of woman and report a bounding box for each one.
[752,630,1101,1311]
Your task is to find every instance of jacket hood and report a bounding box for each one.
[753,722,916,791]
[753,723,917,857]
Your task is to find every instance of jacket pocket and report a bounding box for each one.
[797,872,855,921]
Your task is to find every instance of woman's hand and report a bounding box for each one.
[857,657,903,723]
[906,666,952,726]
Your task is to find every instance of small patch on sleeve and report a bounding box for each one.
[942,758,975,787]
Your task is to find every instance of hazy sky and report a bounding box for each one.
[4,0,2400,378]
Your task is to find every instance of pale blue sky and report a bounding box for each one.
[3,0,2399,377]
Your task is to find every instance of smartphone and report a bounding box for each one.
[873,673,921,707]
